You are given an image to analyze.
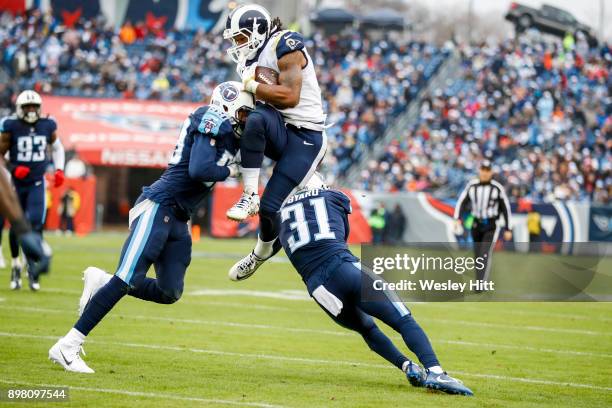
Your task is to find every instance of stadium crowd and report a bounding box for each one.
[0,8,609,204]
[0,8,229,110]
[0,8,446,183]
[360,34,611,204]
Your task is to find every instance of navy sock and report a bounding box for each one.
[9,229,19,258]
[258,211,280,242]
[398,316,440,368]
[75,276,128,336]
[241,147,265,169]
[128,277,178,304]
[362,324,408,370]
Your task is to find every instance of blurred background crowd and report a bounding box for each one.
[0,5,610,205]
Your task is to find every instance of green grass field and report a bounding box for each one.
[0,234,611,407]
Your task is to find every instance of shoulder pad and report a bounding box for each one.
[275,30,305,60]
[0,116,17,132]
[328,189,352,214]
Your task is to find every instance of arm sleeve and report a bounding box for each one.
[275,31,305,60]
[498,186,513,230]
[188,134,230,182]
[454,182,473,219]
[52,138,65,170]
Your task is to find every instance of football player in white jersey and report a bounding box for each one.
[223,4,328,281]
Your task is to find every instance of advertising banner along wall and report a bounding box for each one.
[44,96,199,168]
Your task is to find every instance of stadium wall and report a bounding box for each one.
[212,188,610,248]
[2,1,300,32]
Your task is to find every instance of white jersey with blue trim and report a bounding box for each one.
[239,30,326,131]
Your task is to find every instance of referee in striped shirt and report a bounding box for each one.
[454,160,512,284]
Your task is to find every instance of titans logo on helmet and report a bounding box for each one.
[220,83,239,102]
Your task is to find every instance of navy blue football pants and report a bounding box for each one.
[75,198,191,336]
[9,180,46,258]
[306,254,440,370]
[241,103,327,242]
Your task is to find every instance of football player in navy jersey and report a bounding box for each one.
[0,90,65,290]
[278,179,474,396]
[0,154,51,280]
[48,82,254,374]
[223,4,328,282]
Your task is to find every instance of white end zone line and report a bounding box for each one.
[0,379,284,408]
[0,332,610,393]
[1,305,610,358]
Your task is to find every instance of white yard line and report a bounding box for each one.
[438,339,612,358]
[429,318,610,336]
[0,305,346,337]
[0,379,284,408]
[0,332,610,393]
[422,303,612,323]
[2,303,609,337]
[1,305,610,358]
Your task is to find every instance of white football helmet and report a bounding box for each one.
[223,4,272,63]
[16,90,42,123]
[210,81,254,136]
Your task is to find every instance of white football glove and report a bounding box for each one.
[228,163,239,178]
[242,64,259,94]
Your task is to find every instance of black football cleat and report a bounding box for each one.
[405,361,426,387]
[424,370,473,396]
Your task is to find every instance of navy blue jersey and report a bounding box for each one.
[279,189,355,280]
[1,115,56,185]
[142,105,238,220]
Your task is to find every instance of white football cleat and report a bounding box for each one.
[49,338,94,374]
[228,251,266,281]
[226,192,260,221]
[78,267,112,316]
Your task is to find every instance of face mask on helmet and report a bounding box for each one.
[210,81,255,137]
[16,90,43,124]
[230,107,253,138]
[223,6,271,63]
[18,104,41,124]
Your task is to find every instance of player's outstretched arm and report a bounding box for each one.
[188,134,235,182]
[249,51,305,109]
[50,132,66,187]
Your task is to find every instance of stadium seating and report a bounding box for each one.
[0,9,609,204]
[359,36,611,204]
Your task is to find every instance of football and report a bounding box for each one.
[255,66,280,85]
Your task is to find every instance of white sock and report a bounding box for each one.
[253,235,275,259]
[65,328,86,344]
[12,257,21,268]
[401,360,411,372]
[241,167,260,195]
[427,365,444,374]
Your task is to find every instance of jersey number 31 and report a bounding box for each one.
[281,197,335,254]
